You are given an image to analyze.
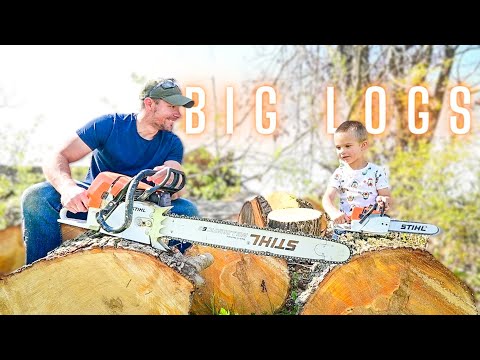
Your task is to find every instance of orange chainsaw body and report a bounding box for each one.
[350,206,381,221]
[87,172,151,208]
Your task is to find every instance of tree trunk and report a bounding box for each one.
[0,225,25,275]
[299,232,478,315]
[189,193,318,315]
[0,234,213,315]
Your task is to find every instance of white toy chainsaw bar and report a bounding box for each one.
[335,203,440,236]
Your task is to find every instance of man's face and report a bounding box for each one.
[152,99,181,131]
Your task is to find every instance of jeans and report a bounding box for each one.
[21,181,200,264]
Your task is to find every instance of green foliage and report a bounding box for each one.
[217,308,232,315]
[71,166,89,181]
[277,272,300,315]
[388,138,480,305]
[0,165,88,230]
[183,147,241,200]
[0,166,45,229]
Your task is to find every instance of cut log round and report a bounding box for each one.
[188,244,290,315]
[189,194,318,315]
[0,226,25,275]
[300,247,478,315]
[0,234,213,315]
[267,208,324,236]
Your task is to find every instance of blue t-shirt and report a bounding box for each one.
[76,113,184,184]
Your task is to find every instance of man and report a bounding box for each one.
[21,78,198,264]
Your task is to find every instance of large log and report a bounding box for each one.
[0,234,213,315]
[189,194,318,315]
[188,245,291,315]
[299,232,478,315]
[0,226,25,275]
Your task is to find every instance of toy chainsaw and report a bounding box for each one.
[58,168,352,264]
[333,203,440,236]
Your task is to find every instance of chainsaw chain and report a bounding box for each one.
[164,213,353,264]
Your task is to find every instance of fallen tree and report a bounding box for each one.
[298,232,478,315]
[0,234,213,315]
[0,225,25,275]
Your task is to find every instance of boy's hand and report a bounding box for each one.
[331,211,351,224]
[376,196,390,212]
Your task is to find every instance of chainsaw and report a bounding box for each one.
[333,203,440,237]
[58,168,352,264]
[58,169,440,264]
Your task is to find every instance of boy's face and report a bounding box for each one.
[333,130,368,168]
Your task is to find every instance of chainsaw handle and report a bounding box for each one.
[359,203,378,224]
[59,207,69,220]
[138,167,186,201]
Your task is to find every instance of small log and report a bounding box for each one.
[237,194,272,227]
[300,245,478,315]
[267,208,323,236]
[0,226,25,275]
[0,234,213,315]
[190,194,318,315]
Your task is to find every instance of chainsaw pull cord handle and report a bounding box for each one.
[359,203,378,225]
[96,169,156,234]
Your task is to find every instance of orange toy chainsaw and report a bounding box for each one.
[334,203,440,236]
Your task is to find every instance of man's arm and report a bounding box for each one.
[146,160,187,200]
[322,186,350,224]
[42,134,92,213]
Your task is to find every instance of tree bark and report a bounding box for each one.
[189,193,319,315]
[0,225,25,275]
[299,233,478,315]
[0,234,213,315]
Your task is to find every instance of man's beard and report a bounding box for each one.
[160,121,174,132]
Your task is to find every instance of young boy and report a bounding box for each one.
[322,120,392,225]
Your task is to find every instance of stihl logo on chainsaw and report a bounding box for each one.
[250,234,299,251]
[400,224,427,232]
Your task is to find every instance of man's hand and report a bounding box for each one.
[60,185,89,213]
[146,165,170,184]
[146,165,182,200]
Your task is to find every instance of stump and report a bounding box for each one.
[300,237,478,315]
[0,234,213,315]
[189,194,319,315]
[267,208,324,236]
[0,226,25,275]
